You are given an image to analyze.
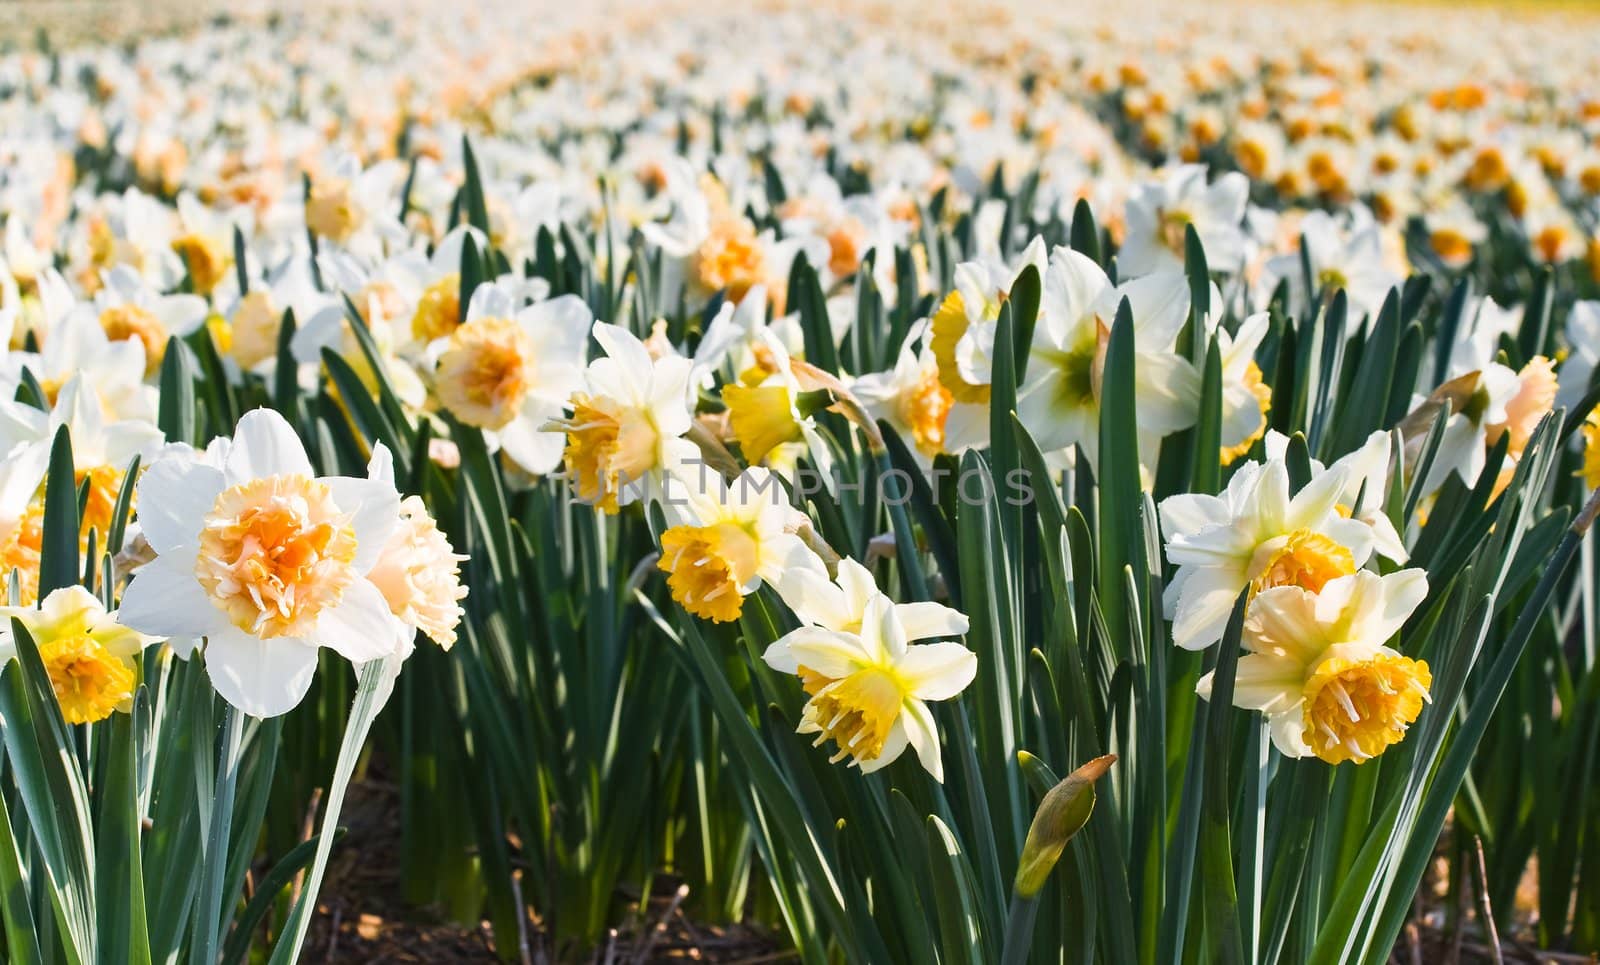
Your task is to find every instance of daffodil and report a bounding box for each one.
[1159,454,1374,651]
[1119,165,1249,277]
[1264,429,1409,564]
[1214,312,1274,465]
[0,269,156,421]
[0,586,160,724]
[431,283,592,476]
[117,409,406,717]
[1201,569,1431,765]
[0,444,48,605]
[657,462,826,623]
[1258,208,1401,328]
[546,322,696,513]
[72,265,208,376]
[1016,248,1198,465]
[851,321,987,468]
[362,447,467,650]
[763,558,975,781]
[0,375,164,555]
[928,240,1047,404]
[719,330,836,479]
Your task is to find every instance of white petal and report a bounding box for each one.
[856,718,910,774]
[204,627,318,718]
[117,550,224,638]
[324,476,400,574]
[768,627,868,678]
[892,602,970,642]
[896,641,978,700]
[225,409,313,483]
[900,699,945,782]
[136,458,224,554]
[306,578,408,662]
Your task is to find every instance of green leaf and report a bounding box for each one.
[927,815,987,965]
[93,704,152,965]
[0,788,43,964]
[38,424,79,598]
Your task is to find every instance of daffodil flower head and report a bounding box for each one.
[929,239,1047,405]
[764,559,975,781]
[546,322,695,513]
[657,462,825,623]
[1160,455,1375,651]
[117,409,408,717]
[0,586,160,725]
[1017,251,1201,467]
[1205,569,1431,765]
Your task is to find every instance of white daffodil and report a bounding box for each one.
[656,461,827,623]
[362,446,467,652]
[171,191,249,297]
[431,282,592,476]
[1259,208,1401,327]
[546,322,696,513]
[215,256,332,376]
[851,321,987,469]
[290,250,428,410]
[928,239,1048,404]
[0,269,156,422]
[302,153,408,255]
[0,375,163,555]
[1159,455,1374,651]
[1201,570,1431,765]
[0,586,161,725]
[70,264,208,377]
[117,409,405,717]
[1016,248,1198,466]
[1214,312,1274,466]
[1415,296,1551,493]
[1264,429,1409,564]
[0,443,49,605]
[763,558,975,781]
[1120,165,1249,277]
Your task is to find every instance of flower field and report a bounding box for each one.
[1,0,1599,960]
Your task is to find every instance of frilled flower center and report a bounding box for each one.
[1429,228,1474,266]
[899,366,954,457]
[1301,652,1431,764]
[305,176,364,244]
[77,464,128,551]
[553,394,658,513]
[172,232,231,295]
[366,495,467,649]
[1221,361,1272,465]
[694,218,766,304]
[229,290,281,369]
[195,475,359,638]
[39,634,134,725]
[798,664,909,764]
[1,503,44,606]
[658,522,759,623]
[1248,529,1355,595]
[411,273,462,342]
[99,304,167,375]
[434,317,531,430]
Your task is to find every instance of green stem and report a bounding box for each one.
[196,702,244,965]
[999,892,1040,965]
[268,660,390,965]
